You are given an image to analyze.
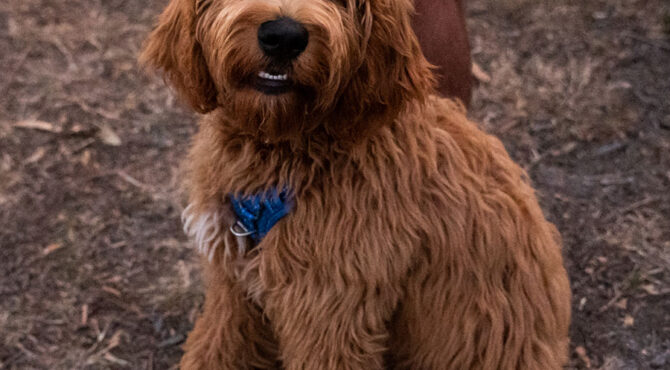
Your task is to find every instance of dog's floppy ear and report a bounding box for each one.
[354,0,434,107]
[140,0,217,113]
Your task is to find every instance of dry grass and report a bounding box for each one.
[1,0,669,368]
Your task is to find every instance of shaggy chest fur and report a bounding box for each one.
[185,99,517,295]
[183,102,448,304]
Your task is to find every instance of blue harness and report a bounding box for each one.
[229,188,293,244]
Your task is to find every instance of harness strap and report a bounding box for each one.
[229,188,293,246]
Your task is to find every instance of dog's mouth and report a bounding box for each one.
[253,70,292,95]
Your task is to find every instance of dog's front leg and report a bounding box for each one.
[180,261,279,370]
[264,278,391,370]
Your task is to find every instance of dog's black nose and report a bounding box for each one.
[258,17,308,60]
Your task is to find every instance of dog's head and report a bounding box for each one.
[141,0,434,141]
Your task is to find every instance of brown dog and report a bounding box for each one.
[142,0,570,368]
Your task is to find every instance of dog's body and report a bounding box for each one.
[142,0,570,368]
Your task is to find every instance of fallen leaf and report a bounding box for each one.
[640,284,660,295]
[43,243,63,255]
[14,119,62,133]
[615,298,628,310]
[97,124,122,146]
[623,314,634,327]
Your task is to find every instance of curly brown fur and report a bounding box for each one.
[141,0,570,368]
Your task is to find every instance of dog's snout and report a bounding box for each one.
[258,17,308,60]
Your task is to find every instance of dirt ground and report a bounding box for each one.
[0,0,668,368]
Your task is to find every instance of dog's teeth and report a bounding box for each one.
[258,71,288,81]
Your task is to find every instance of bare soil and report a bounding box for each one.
[1,0,669,369]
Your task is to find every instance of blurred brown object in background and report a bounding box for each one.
[413,0,472,106]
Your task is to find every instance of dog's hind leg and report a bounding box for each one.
[180,262,280,370]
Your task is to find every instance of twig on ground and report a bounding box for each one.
[599,289,624,313]
[603,196,660,222]
[116,170,153,192]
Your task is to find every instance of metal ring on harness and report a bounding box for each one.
[230,220,254,237]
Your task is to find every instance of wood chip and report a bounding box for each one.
[102,286,122,297]
[106,330,123,350]
[25,147,46,164]
[615,298,628,310]
[575,346,592,368]
[578,297,587,311]
[80,150,91,166]
[81,304,89,326]
[641,284,660,295]
[471,62,492,83]
[43,243,63,256]
[178,260,191,289]
[103,353,129,366]
[550,142,577,157]
[97,124,122,146]
[14,119,62,133]
[623,314,635,327]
